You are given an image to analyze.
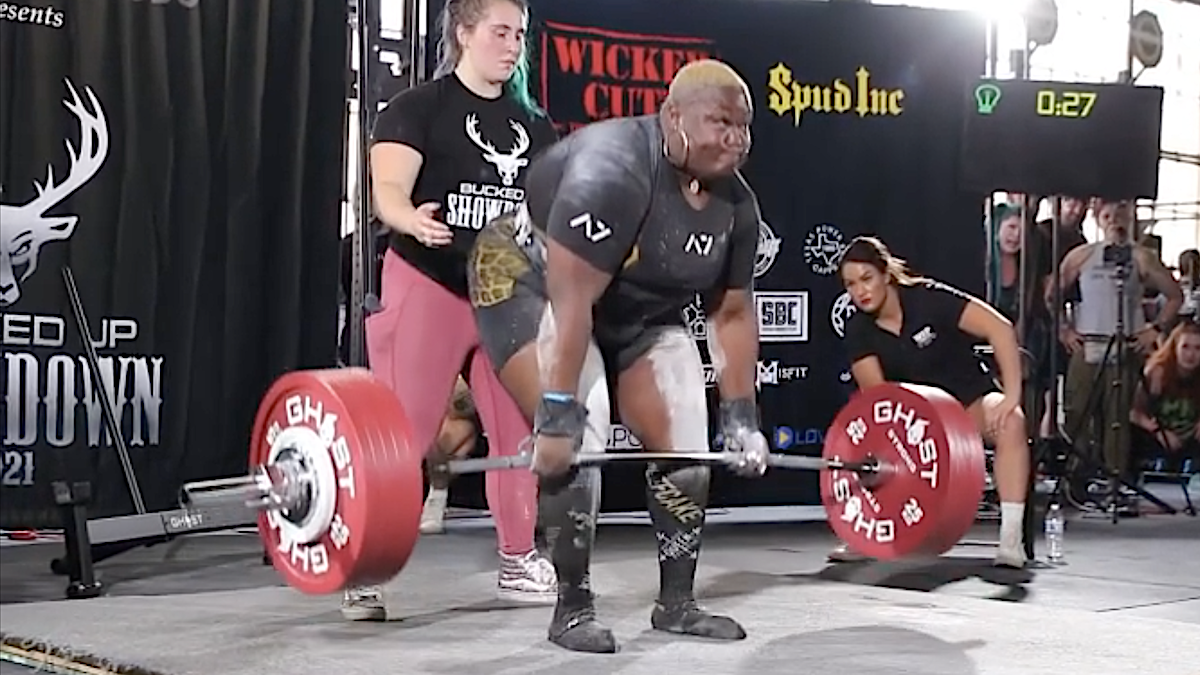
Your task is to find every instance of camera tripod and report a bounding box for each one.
[1038,251,1178,524]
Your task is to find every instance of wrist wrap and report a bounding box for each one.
[719,397,758,435]
[535,393,587,439]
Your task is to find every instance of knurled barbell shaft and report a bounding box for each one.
[444,451,879,475]
[180,451,879,512]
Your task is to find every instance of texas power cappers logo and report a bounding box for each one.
[445,114,530,231]
[804,223,846,276]
[765,62,905,127]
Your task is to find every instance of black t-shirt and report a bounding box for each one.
[370,74,558,296]
[523,115,760,359]
[1030,219,1087,307]
[1031,219,1087,278]
[844,280,996,406]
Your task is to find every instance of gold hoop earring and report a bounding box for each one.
[677,128,701,194]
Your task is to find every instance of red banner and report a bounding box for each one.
[539,21,717,134]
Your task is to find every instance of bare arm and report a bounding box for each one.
[850,357,886,389]
[707,288,758,400]
[368,144,423,234]
[709,177,763,402]
[958,298,1023,401]
[543,242,613,395]
[1138,248,1184,327]
[1050,244,1092,307]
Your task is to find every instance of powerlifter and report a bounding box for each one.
[465,59,770,653]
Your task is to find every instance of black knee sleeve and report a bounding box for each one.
[645,461,711,606]
[539,466,601,606]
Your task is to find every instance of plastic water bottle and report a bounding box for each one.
[1044,502,1065,564]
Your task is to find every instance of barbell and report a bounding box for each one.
[180,368,985,595]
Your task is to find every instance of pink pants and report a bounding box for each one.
[365,250,537,555]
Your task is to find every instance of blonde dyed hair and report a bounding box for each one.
[666,59,751,106]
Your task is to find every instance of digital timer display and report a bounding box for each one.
[1035,90,1097,118]
[960,79,1164,200]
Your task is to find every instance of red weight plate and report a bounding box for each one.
[922,391,988,555]
[250,368,424,595]
[821,382,985,559]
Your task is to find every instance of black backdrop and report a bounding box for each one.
[0,0,347,527]
[419,0,989,510]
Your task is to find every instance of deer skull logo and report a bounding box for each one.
[465,114,530,187]
[1,79,110,307]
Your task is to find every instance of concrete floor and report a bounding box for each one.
[1,494,1198,675]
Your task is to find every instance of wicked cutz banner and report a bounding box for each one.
[427,0,987,507]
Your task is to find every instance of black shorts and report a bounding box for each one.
[955,378,1001,410]
[467,211,674,374]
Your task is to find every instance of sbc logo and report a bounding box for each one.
[755,291,809,342]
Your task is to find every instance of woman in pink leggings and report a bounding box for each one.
[342,0,558,620]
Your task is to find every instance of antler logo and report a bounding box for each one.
[465,114,529,187]
[1,79,109,307]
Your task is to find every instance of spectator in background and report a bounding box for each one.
[1178,249,1200,322]
[1028,196,1089,436]
[338,187,480,535]
[1055,199,1182,505]
[354,0,560,620]
[419,376,480,534]
[1131,321,1200,474]
[1179,249,1200,280]
[1031,196,1089,275]
[990,203,1024,323]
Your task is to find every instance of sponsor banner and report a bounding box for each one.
[608,423,644,450]
[803,223,847,277]
[757,359,808,387]
[831,291,859,339]
[773,426,826,450]
[1,1,345,526]
[755,291,809,343]
[538,21,718,135]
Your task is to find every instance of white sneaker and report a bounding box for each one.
[496,550,557,605]
[340,585,386,621]
[419,489,448,535]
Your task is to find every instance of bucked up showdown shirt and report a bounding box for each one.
[370,73,558,296]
